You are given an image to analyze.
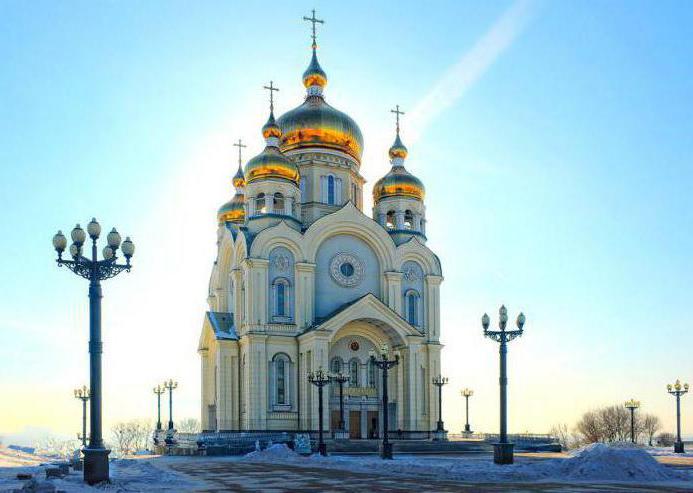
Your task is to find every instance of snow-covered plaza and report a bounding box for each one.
[2,443,693,492]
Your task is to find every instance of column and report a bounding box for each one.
[200,349,209,430]
[395,211,405,230]
[295,263,316,330]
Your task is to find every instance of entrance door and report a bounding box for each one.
[349,411,361,439]
[367,411,379,439]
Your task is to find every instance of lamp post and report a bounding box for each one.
[667,379,689,453]
[482,305,525,465]
[308,368,330,456]
[461,388,473,434]
[624,399,640,444]
[369,344,400,459]
[329,371,350,438]
[53,219,134,484]
[74,386,90,448]
[432,375,448,439]
[163,379,178,444]
[153,385,164,431]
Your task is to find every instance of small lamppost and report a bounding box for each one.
[163,379,178,445]
[329,371,350,439]
[308,368,330,456]
[153,385,165,431]
[482,305,525,465]
[53,219,134,484]
[369,344,400,459]
[667,379,689,453]
[432,375,448,439]
[461,388,474,434]
[624,399,640,444]
[74,386,90,448]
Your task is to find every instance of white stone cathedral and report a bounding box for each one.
[198,19,443,438]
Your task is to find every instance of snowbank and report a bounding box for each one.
[244,443,298,460]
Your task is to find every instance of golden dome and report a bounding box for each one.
[277,49,363,162]
[245,146,300,185]
[373,165,425,202]
[389,134,408,160]
[218,192,245,224]
[232,164,245,189]
[262,111,282,139]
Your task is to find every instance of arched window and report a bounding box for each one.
[273,193,285,214]
[272,353,291,408]
[256,193,266,214]
[349,359,359,387]
[331,357,342,374]
[404,210,414,230]
[406,290,419,326]
[368,360,376,388]
[272,278,291,320]
[328,175,335,205]
[386,211,395,229]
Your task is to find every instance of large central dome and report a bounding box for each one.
[277,49,363,162]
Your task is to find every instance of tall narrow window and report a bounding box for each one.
[368,360,376,388]
[386,211,395,229]
[328,175,335,204]
[407,291,419,326]
[273,193,285,214]
[331,358,342,374]
[256,193,266,214]
[277,283,285,316]
[404,210,414,230]
[277,358,286,405]
[349,359,359,387]
[272,279,291,320]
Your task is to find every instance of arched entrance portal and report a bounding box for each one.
[328,320,403,439]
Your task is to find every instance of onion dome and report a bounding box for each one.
[277,48,363,162]
[232,163,245,189]
[245,112,300,185]
[217,192,245,224]
[373,134,424,202]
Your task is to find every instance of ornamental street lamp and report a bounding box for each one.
[53,219,134,484]
[461,388,474,433]
[153,385,165,431]
[432,375,448,438]
[667,379,689,453]
[369,344,400,459]
[329,371,350,435]
[163,379,178,444]
[74,386,90,448]
[624,399,640,444]
[483,305,525,465]
[308,368,330,456]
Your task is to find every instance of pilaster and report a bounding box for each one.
[295,262,316,330]
[425,275,443,341]
[384,271,403,314]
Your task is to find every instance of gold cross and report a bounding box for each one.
[303,9,324,48]
[391,105,405,135]
[233,138,247,166]
[263,81,279,112]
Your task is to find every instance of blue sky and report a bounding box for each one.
[1,1,692,442]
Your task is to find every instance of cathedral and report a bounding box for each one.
[198,14,443,439]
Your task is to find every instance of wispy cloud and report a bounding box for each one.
[408,0,536,142]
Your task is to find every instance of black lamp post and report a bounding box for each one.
[53,219,134,484]
[482,305,525,465]
[432,375,448,438]
[369,344,400,459]
[329,371,350,435]
[74,386,90,448]
[308,368,330,456]
[461,388,473,434]
[153,385,165,431]
[163,379,178,444]
[624,399,640,444]
[667,379,689,453]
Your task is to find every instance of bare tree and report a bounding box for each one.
[576,409,602,444]
[178,418,201,434]
[656,432,675,447]
[549,423,572,450]
[641,414,661,446]
[37,436,80,459]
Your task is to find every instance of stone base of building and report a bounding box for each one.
[333,429,349,440]
[432,429,448,441]
[493,442,515,464]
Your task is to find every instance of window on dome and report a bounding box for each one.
[274,193,285,214]
[404,210,414,230]
[256,193,266,214]
[386,211,395,229]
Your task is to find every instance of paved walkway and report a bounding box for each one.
[166,459,693,493]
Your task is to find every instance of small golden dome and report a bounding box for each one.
[303,49,327,89]
[262,111,282,139]
[218,192,245,224]
[244,146,300,185]
[373,166,425,202]
[389,134,408,160]
[232,164,245,189]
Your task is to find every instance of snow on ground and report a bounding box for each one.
[241,443,693,485]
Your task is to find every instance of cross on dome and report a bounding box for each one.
[391,105,405,135]
[263,81,279,113]
[233,138,247,167]
[303,9,324,49]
